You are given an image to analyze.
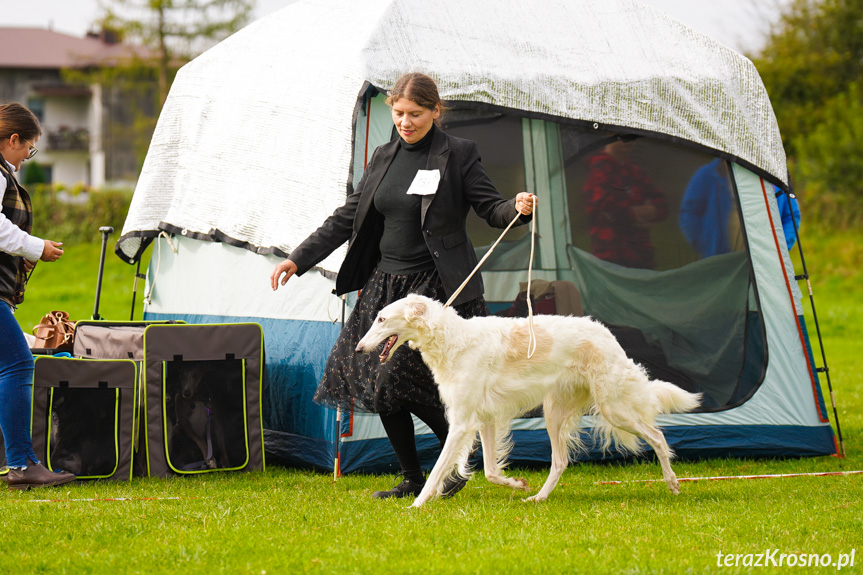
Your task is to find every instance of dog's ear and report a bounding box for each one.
[407,299,428,322]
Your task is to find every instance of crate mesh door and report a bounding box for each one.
[31,357,138,481]
[143,323,264,477]
[47,387,120,478]
[162,358,250,472]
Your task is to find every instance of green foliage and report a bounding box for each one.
[27,184,134,245]
[20,161,47,186]
[791,83,863,228]
[754,0,863,150]
[753,0,863,228]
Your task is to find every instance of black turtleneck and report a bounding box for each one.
[373,125,437,275]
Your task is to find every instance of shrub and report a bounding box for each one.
[28,184,134,244]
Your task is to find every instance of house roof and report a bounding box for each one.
[0,27,147,69]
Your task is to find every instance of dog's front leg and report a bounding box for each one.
[411,426,473,508]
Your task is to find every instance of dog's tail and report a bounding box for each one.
[592,380,701,455]
[649,380,702,414]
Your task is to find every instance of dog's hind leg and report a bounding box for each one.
[411,424,476,508]
[480,423,528,491]
[600,403,681,495]
[632,422,680,495]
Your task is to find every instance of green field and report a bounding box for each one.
[3,231,861,574]
[13,241,150,332]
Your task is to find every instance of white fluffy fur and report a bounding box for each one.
[356,294,702,507]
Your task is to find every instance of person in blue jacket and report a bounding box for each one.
[679,158,800,258]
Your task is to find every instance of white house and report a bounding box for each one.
[0,27,151,188]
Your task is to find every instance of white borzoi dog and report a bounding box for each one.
[356,294,701,507]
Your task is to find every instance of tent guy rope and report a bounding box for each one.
[597,470,863,485]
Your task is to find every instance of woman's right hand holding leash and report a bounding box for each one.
[271,259,298,291]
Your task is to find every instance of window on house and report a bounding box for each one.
[27,97,45,122]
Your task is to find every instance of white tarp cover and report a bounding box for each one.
[118,0,788,270]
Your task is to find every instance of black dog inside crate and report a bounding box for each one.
[163,359,248,472]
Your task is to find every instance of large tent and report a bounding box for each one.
[116,0,838,473]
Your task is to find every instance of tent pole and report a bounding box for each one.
[130,258,143,320]
[781,188,845,457]
[334,293,347,479]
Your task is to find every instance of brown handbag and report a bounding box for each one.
[31,310,76,351]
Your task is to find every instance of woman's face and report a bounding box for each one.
[3,134,39,172]
[391,97,440,144]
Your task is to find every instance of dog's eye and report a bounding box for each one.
[377,316,384,323]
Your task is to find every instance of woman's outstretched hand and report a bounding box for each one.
[515,193,538,216]
[271,259,299,291]
[39,240,63,262]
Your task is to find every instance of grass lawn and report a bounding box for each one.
[2,231,861,574]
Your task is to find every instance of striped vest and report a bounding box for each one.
[0,158,34,306]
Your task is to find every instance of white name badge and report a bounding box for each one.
[406,169,440,196]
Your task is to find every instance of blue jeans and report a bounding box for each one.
[0,301,38,467]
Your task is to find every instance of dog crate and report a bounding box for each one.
[141,323,265,477]
[73,320,181,477]
[30,356,138,481]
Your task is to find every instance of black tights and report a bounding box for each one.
[379,401,449,482]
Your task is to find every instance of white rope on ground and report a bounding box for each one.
[443,196,538,359]
[597,470,863,485]
[26,496,201,503]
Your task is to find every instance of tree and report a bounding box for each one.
[61,1,253,180]
[752,0,863,226]
[97,0,254,107]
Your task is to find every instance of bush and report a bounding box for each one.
[792,83,863,229]
[28,184,134,244]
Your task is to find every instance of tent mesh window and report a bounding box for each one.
[47,387,119,478]
[163,359,249,472]
[446,105,767,412]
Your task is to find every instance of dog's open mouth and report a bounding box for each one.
[379,335,398,363]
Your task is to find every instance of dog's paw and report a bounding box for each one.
[668,479,680,495]
[524,493,547,502]
[515,477,530,491]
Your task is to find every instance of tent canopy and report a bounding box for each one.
[118,0,787,267]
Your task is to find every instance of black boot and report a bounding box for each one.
[441,474,468,498]
[372,474,425,499]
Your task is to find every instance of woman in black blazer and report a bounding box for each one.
[271,73,535,499]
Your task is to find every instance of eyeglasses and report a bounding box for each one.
[25,141,38,160]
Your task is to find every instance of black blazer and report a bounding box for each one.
[290,126,529,307]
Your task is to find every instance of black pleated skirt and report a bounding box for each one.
[312,266,487,415]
